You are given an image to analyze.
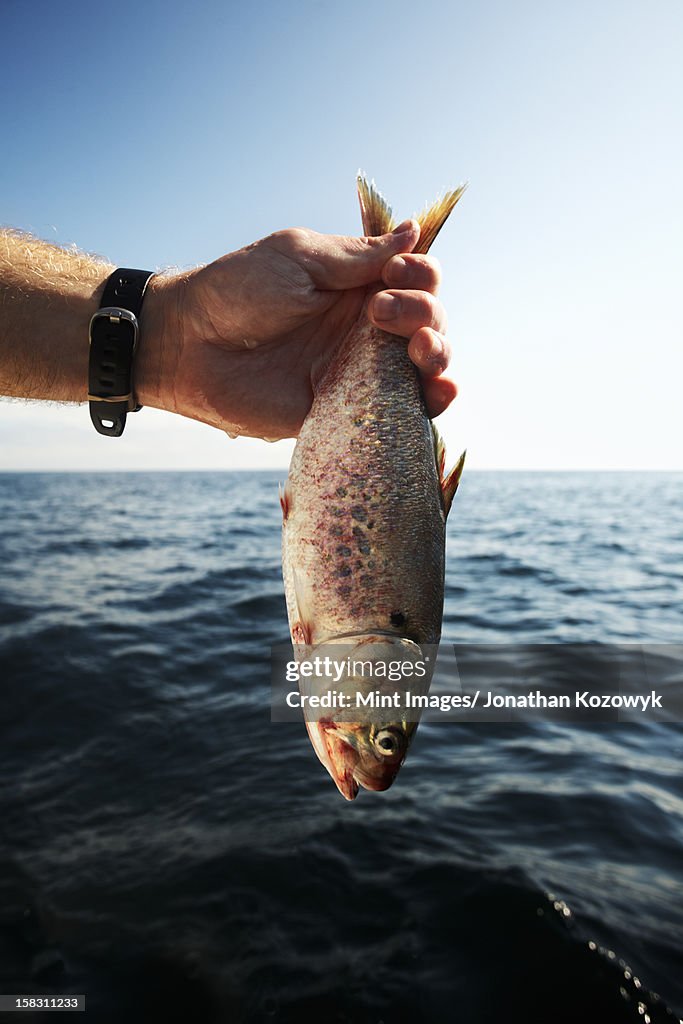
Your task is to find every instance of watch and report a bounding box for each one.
[88,267,155,437]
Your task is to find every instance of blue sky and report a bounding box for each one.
[2,0,682,469]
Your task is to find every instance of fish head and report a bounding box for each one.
[300,636,428,800]
[306,718,416,800]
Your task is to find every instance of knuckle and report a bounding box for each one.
[414,291,440,327]
[430,296,447,331]
[425,255,442,287]
[269,227,311,254]
[412,254,441,290]
[356,234,381,253]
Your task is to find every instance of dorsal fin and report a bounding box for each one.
[432,423,466,518]
[431,422,447,479]
[442,449,466,518]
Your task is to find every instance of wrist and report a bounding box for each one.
[134,274,183,414]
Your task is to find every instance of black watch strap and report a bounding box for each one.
[88,268,155,437]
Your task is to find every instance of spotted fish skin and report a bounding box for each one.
[283,312,445,648]
[281,176,466,799]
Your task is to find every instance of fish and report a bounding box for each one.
[281,175,466,800]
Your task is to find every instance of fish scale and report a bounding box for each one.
[281,175,466,799]
[284,313,444,645]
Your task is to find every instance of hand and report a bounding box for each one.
[142,220,457,440]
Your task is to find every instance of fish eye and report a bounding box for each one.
[373,728,402,757]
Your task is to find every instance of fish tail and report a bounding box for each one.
[357,173,396,236]
[414,184,467,255]
[357,173,466,251]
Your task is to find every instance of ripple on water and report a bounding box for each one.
[1,471,683,1019]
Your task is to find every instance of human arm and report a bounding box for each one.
[0,223,456,439]
[0,231,168,409]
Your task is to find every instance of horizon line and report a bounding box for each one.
[1,467,682,475]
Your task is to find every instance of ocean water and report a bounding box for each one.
[1,470,682,1023]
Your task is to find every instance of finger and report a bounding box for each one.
[382,253,441,295]
[408,327,451,376]
[301,220,420,290]
[369,289,447,337]
[422,375,458,419]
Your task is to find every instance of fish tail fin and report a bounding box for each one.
[357,173,396,236]
[357,173,466,249]
[414,184,467,255]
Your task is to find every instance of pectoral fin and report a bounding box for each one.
[279,480,291,521]
[290,567,316,647]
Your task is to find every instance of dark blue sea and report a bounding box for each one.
[1,471,682,1023]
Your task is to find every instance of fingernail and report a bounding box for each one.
[387,256,410,284]
[373,293,401,321]
[391,218,416,236]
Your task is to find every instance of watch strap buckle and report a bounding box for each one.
[87,270,155,437]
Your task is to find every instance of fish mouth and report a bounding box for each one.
[319,726,361,801]
[352,767,398,793]
[308,722,407,800]
[337,772,360,801]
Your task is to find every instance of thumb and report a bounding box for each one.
[308,219,419,291]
